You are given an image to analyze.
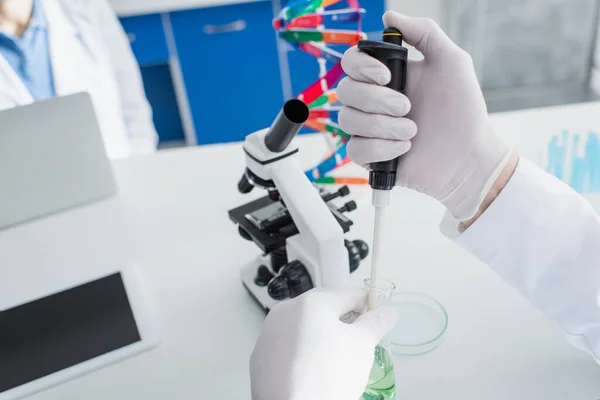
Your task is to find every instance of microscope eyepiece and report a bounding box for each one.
[264,99,309,153]
[284,99,310,123]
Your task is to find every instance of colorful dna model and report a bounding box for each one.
[273,0,369,185]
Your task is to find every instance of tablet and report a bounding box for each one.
[0,267,159,400]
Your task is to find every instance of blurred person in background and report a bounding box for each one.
[0,0,157,158]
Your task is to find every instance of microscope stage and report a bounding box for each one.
[228,194,353,254]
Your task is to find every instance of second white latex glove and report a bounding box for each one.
[337,11,512,220]
[250,289,397,400]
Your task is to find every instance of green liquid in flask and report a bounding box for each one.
[362,345,396,400]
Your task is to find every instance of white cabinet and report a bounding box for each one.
[446,0,600,111]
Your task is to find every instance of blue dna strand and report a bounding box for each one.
[547,130,600,194]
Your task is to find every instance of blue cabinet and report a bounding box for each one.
[120,14,185,144]
[119,14,169,65]
[169,2,284,144]
[140,65,186,143]
[118,1,385,146]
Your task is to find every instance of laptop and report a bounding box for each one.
[0,93,117,230]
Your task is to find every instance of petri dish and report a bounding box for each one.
[387,292,448,356]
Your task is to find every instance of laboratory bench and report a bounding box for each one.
[5,101,600,399]
[111,0,385,147]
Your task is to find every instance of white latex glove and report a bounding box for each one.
[337,11,512,220]
[250,289,397,400]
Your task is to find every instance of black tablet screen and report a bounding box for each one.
[0,272,141,393]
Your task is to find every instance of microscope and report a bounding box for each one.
[228,99,369,311]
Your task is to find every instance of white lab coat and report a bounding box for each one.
[443,158,600,362]
[0,0,158,159]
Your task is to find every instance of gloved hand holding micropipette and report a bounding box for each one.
[337,11,514,222]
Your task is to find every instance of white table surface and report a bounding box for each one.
[109,0,266,16]
[6,102,600,399]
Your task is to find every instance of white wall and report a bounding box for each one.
[385,0,446,26]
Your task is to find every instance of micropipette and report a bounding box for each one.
[357,28,408,308]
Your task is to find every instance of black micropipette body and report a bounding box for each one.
[358,27,409,192]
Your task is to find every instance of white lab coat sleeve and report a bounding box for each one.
[442,157,600,362]
[90,0,158,155]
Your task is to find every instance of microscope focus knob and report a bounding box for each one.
[268,276,290,300]
[345,240,361,273]
[353,239,369,260]
[345,239,370,274]
[281,260,314,298]
[255,265,274,287]
[267,260,314,301]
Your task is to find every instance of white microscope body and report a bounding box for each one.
[230,100,367,311]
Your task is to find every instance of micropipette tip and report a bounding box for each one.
[367,198,388,310]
